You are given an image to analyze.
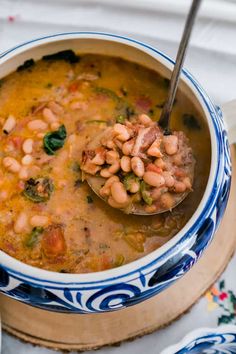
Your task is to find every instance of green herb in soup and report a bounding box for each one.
[23,177,54,203]
[0,53,211,273]
[25,227,44,248]
[43,124,67,155]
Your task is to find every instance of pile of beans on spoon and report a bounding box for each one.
[81,113,195,214]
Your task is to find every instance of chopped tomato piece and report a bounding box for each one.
[41,224,66,257]
[146,163,162,174]
[101,254,112,270]
[68,82,79,92]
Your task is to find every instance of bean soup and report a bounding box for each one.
[0,51,211,273]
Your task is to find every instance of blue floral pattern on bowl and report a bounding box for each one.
[161,326,236,354]
[0,32,232,313]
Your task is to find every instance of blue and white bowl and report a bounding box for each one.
[161,325,236,354]
[0,32,234,313]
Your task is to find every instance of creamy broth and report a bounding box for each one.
[0,52,211,273]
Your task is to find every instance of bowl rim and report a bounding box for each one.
[0,31,221,285]
[160,325,236,353]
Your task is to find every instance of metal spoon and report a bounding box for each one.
[87,0,201,215]
[159,0,202,134]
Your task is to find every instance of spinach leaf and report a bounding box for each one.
[43,125,67,155]
[183,114,201,130]
[94,87,120,102]
[140,181,153,205]
[123,173,140,191]
[25,227,44,248]
[42,50,80,64]
[23,177,54,203]
[17,59,35,72]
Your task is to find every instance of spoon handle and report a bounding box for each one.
[159,0,202,132]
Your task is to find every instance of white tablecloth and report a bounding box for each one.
[1,1,236,353]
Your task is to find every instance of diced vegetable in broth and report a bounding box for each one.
[0,52,211,273]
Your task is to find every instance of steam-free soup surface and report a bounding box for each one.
[0,52,211,273]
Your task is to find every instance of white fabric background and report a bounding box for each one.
[1,0,236,353]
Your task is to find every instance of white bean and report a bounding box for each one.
[113,123,130,141]
[173,181,186,193]
[100,168,113,178]
[22,154,34,166]
[120,156,131,173]
[163,171,175,188]
[106,150,119,164]
[163,135,178,155]
[106,140,115,149]
[107,196,121,209]
[27,119,48,131]
[122,139,134,155]
[104,176,120,188]
[91,152,105,166]
[14,212,29,233]
[182,177,192,189]
[3,157,21,173]
[42,107,57,123]
[108,196,129,209]
[138,114,153,126]
[22,138,33,154]
[154,158,166,169]
[3,115,16,134]
[111,182,128,204]
[151,187,162,201]
[30,215,49,227]
[147,140,163,157]
[131,157,145,177]
[114,139,123,150]
[173,153,183,166]
[99,176,119,197]
[48,101,64,114]
[108,161,120,174]
[143,171,165,188]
